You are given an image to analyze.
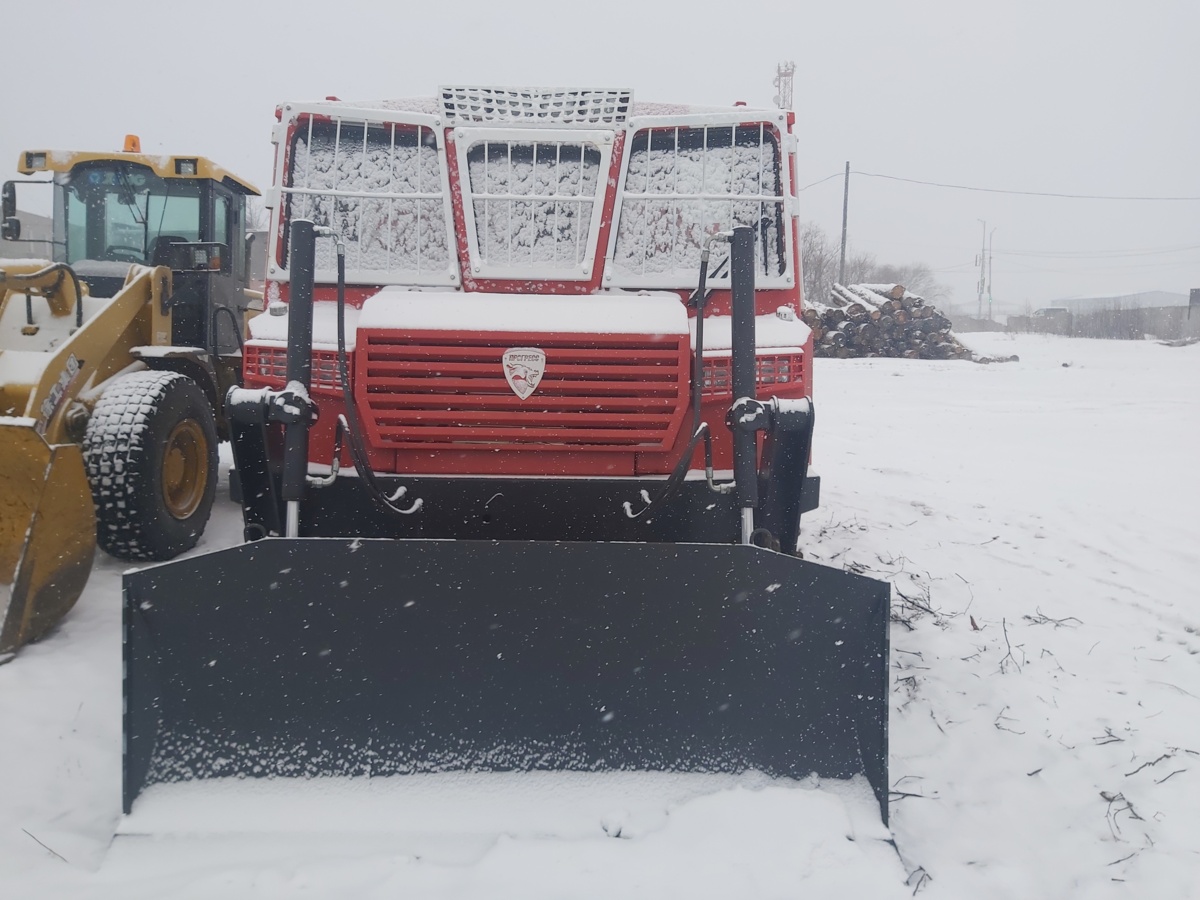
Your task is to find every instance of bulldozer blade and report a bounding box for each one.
[0,420,96,656]
[124,539,890,820]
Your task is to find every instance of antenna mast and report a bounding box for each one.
[773,61,796,110]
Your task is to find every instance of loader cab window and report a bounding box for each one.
[213,193,230,249]
[211,190,232,274]
[54,163,201,267]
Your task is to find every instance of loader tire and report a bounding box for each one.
[84,370,218,562]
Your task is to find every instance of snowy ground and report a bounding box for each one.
[2,333,1197,897]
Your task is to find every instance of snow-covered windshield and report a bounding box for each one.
[284,119,451,280]
[465,140,602,271]
[611,124,788,285]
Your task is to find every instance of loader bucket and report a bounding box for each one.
[123,539,891,819]
[0,421,96,656]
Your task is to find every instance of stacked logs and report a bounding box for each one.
[804,284,973,360]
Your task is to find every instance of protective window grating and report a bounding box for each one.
[613,124,787,283]
[283,119,450,279]
[441,86,633,126]
[466,141,602,270]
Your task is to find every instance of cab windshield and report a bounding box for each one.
[54,163,201,266]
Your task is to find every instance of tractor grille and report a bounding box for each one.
[702,352,804,397]
[243,344,345,394]
[358,331,690,450]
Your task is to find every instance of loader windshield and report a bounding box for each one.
[54,163,201,267]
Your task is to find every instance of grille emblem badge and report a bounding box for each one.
[502,348,546,400]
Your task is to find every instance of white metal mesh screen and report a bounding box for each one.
[441,86,633,126]
[465,141,602,271]
[612,125,788,284]
[284,119,451,279]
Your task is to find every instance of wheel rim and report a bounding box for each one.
[161,419,208,519]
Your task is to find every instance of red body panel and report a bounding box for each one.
[256,100,812,479]
[355,329,690,452]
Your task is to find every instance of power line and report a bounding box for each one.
[993,243,1200,259]
[796,172,843,193]
[797,169,1200,201]
[852,170,1200,201]
[996,257,1200,274]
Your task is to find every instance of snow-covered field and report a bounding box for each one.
[2,333,1197,898]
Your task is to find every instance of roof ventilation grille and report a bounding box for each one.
[439,86,633,127]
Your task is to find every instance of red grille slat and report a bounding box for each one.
[367,344,682,363]
[370,394,679,411]
[375,425,670,443]
[373,410,671,427]
[366,360,679,379]
[363,376,680,396]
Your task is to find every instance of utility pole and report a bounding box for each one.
[772,62,795,110]
[839,161,850,285]
[976,219,986,320]
[987,227,996,321]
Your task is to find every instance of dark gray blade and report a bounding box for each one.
[124,539,889,820]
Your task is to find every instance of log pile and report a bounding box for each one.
[804,284,975,361]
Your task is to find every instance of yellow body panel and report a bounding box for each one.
[0,262,172,656]
[0,429,94,654]
[16,149,259,196]
[0,263,170,437]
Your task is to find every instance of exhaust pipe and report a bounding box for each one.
[281,221,316,537]
[728,225,758,544]
[224,220,318,539]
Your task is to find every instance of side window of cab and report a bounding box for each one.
[213,190,232,274]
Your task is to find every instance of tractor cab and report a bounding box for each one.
[3,139,259,356]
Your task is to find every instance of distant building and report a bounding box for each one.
[1034,307,1072,334]
[1007,293,1198,340]
[1054,291,1189,313]
[0,209,53,260]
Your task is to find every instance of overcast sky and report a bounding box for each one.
[3,0,1196,313]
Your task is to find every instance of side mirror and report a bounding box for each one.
[1,182,15,221]
[1,217,20,241]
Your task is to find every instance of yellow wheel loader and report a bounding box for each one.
[0,139,258,659]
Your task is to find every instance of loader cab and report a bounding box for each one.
[52,160,251,295]
[6,147,260,355]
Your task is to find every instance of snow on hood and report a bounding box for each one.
[690,309,812,353]
[358,289,689,336]
[247,301,361,350]
[247,290,814,352]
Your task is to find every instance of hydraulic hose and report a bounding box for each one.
[334,240,422,516]
[211,304,245,354]
[624,238,733,521]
